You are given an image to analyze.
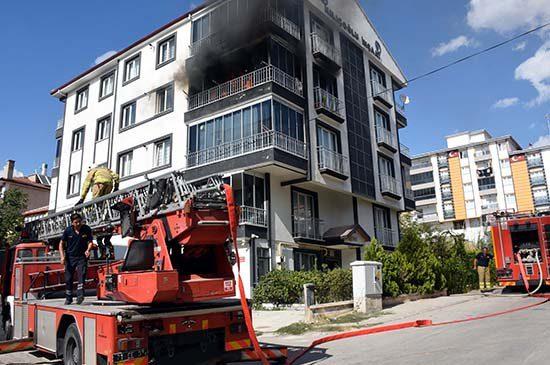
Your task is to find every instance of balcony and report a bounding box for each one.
[376,126,397,152]
[186,130,308,169]
[293,217,325,241]
[263,8,301,41]
[412,160,432,170]
[441,191,453,201]
[439,175,450,184]
[404,187,414,200]
[527,157,544,168]
[474,150,491,161]
[534,196,550,206]
[443,210,455,220]
[395,103,407,127]
[478,177,496,191]
[317,147,348,180]
[380,174,401,199]
[481,203,499,213]
[188,65,303,111]
[438,158,448,168]
[313,87,344,123]
[375,227,396,248]
[311,33,341,70]
[371,80,393,108]
[530,176,546,186]
[400,144,411,159]
[53,157,60,169]
[56,119,64,130]
[240,206,267,227]
[419,212,438,222]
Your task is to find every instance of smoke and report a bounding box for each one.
[173,61,189,94]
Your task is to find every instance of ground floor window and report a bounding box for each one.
[293,250,318,271]
[256,247,270,282]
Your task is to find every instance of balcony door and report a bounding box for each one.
[378,155,395,178]
[292,189,318,238]
[317,125,338,152]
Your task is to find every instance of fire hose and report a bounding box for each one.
[516,250,544,296]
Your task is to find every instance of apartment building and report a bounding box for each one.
[411,130,524,241]
[48,0,413,295]
[1,160,51,211]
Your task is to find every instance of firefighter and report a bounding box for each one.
[474,247,493,290]
[59,213,94,305]
[76,165,119,259]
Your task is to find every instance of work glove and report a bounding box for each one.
[113,183,119,192]
[75,198,84,206]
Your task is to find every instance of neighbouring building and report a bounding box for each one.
[0,160,51,211]
[48,0,413,296]
[410,129,550,242]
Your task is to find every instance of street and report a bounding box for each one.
[2,295,548,365]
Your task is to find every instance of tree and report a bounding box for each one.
[0,189,28,244]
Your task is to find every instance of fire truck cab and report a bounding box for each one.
[491,213,550,288]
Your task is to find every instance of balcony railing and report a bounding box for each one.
[264,8,301,40]
[443,210,455,219]
[530,176,546,186]
[441,191,453,200]
[371,80,392,104]
[56,119,64,130]
[375,227,396,248]
[404,187,414,200]
[412,160,432,169]
[311,33,341,66]
[188,65,302,111]
[186,130,307,168]
[439,175,450,184]
[400,144,411,158]
[438,158,448,167]
[376,126,397,149]
[240,206,267,227]
[527,157,544,168]
[474,150,491,160]
[293,217,324,241]
[313,87,343,117]
[380,174,400,196]
[534,196,550,206]
[318,147,348,176]
[53,157,60,168]
[478,183,496,191]
[419,213,438,222]
[481,203,499,213]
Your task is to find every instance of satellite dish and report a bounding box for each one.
[400,94,411,105]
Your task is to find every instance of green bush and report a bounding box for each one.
[252,268,352,308]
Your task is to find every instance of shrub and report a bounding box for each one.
[252,268,353,307]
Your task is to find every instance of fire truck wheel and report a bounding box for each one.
[63,323,82,365]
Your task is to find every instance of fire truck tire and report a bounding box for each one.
[63,323,82,365]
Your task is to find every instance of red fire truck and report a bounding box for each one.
[0,174,286,365]
[491,211,550,291]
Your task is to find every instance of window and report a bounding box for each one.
[413,187,436,200]
[460,151,468,159]
[441,186,452,200]
[374,109,390,130]
[256,247,270,282]
[478,176,496,190]
[121,102,136,129]
[464,183,474,199]
[157,35,176,66]
[411,171,434,185]
[153,138,171,168]
[292,189,318,238]
[310,15,333,44]
[312,65,337,96]
[75,86,88,112]
[54,138,62,167]
[374,206,391,231]
[294,251,317,271]
[466,200,476,212]
[453,221,465,230]
[123,54,140,83]
[505,194,517,209]
[412,158,432,169]
[68,173,80,196]
[156,85,174,114]
[96,116,111,141]
[192,14,211,43]
[500,159,511,176]
[99,72,115,99]
[378,155,395,177]
[317,125,339,152]
[71,129,84,152]
[370,67,386,87]
[118,151,133,178]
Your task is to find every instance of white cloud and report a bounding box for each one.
[467,0,550,35]
[515,41,550,106]
[532,135,550,148]
[94,50,117,65]
[513,41,527,51]
[431,35,479,57]
[529,122,537,129]
[1,165,24,178]
[492,97,519,108]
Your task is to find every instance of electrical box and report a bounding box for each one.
[351,261,383,296]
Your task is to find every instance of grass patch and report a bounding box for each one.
[328,311,385,324]
[275,322,314,335]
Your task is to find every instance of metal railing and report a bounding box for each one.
[439,175,450,184]
[293,216,324,241]
[396,102,406,116]
[404,187,414,200]
[376,126,397,149]
[443,210,455,219]
[56,119,64,130]
[412,160,432,169]
[240,206,267,227]
[380,174,400,196]
[478,183,496,191]
[375,227,396,247]
[264,8,301,40]
[441,191,453,200]
[534,196,550,206]
[371,80,392,104]
[317,147,348,175]
[186,130,308,168]
[188,65,303,110]
[437,158,448,167]
[311,33,341,66]
[313,87,343,117]
[481,203,499,212]
[400,144,411,158]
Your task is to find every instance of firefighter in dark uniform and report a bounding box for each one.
[59,213,95,305]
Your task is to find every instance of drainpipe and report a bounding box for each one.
[107,60,121,170]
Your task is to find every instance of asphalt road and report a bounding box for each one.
[1,295,548,365]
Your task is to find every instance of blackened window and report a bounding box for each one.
[270,41,300,79]
[341,34,375,198]
[313,65,337,96]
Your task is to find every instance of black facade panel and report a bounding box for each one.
[340,34,375,198]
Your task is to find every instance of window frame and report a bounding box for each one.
[74,86,89,113]
[123,53,141,85]
[120,101,137,130]
[153,137,172,168]
[99,71,116,101]
[96,115,112,142]
[316,121,341,153]
[156,84,174,114]
[67,173,81,197]
[71,128,84,152]
[118,150,134,179]
[156,34,177,68]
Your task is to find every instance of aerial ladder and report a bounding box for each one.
[0,171,285,365]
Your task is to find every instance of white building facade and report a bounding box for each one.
[49,0,413,295]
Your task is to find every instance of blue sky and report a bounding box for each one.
[0,0,549,175]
